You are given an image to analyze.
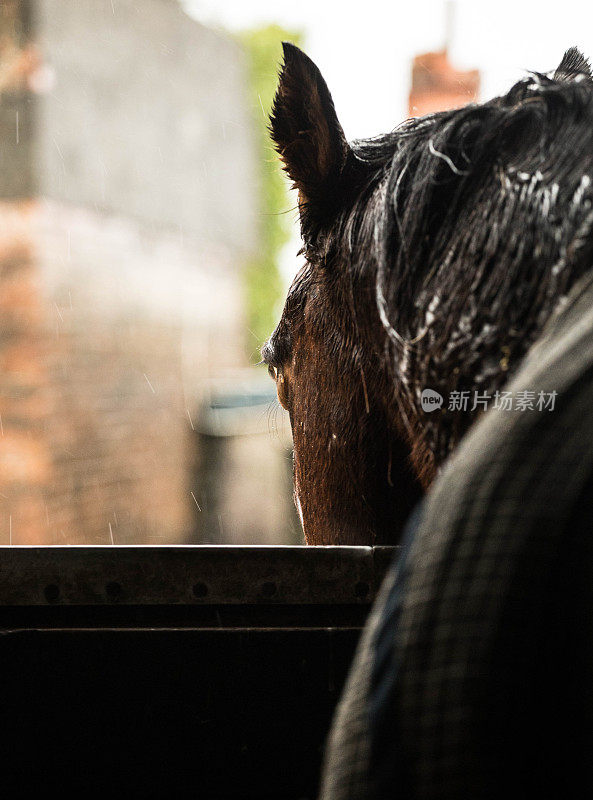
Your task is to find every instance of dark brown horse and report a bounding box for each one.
[262,43,593,545]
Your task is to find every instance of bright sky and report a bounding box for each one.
[183,0,593,140]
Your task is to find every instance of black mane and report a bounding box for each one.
[322,52,593,467]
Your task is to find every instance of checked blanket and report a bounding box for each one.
[320,271,593,799]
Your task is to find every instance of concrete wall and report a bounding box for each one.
[35,0,258,253]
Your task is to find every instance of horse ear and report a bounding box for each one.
[270,42,350,205]
[554,47,592,81]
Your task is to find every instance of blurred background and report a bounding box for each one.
[0,0,591,545]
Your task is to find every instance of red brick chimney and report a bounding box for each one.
[408,49,480,117]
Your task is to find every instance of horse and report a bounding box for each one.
[262,43,593,546]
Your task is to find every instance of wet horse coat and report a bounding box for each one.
[264,42,593,799]
[264,44,593,545]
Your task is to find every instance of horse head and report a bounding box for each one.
[263,43,593,545]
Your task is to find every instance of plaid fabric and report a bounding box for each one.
[319,271,593,799]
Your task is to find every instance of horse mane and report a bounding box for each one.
[268,45,593,483]
[328,53,593,474]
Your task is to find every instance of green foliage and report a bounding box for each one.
[238,25,302,359]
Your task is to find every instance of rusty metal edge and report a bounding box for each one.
[0,545,400,607]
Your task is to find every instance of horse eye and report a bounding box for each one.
[276,370,290,411]
[268,364,277,380]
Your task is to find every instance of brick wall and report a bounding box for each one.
[0,201,51,543]
[1,199,249,544]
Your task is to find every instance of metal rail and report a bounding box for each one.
[0,545,399,798]
[0,544,398,608]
